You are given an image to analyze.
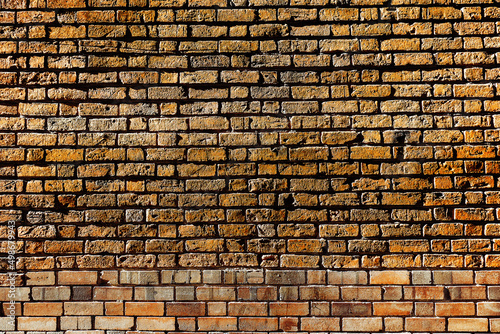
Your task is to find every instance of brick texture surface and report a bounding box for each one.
[1,0,500,332]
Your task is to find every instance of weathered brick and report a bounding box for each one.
[448,318,488,332]
[370,271,410,285]
[405,318,445,332]
[18,317,58,331]
[342,287,382,301]
[32,287,70,301]
[342,317,383,332]
[436,302,475,316]
[24,302,63,316]
[198,317,238,331]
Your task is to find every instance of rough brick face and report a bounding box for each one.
[1,0,500,332]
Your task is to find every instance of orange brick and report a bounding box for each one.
[301,317,340,331]
[342,287,382,300]
[58,271,98,285]
[196,286,235,300]
[331,302,371,316]
[198,317,238,331]
[64,302,103,315]
[207,302,226,316]
[491,318,500,332]
[448,286,486,300]
[269,302,309,316]
[404,287,445,300]
[5,0,500,329]
[477,302,500,316]
[476,271,500,284]
[166,302,205,316]
[136,317,175,331]
[93,287,133,300]
[105,302,123,315]
[373,302,413,316]
[2,302,21,316]
[238,287,277,300]
[239,317,278,331]
[299,286,339,300]
[434,270,473,284]
[95,316,134,330]
[23,302,63,316]
[280,317,299,331]
[228,302,267,316]
[342,317,383,332]
[328,271,368,285]
[125,302,164,316]
[25,272,56,286]
[405,317,446,332]
[435,302,475,316]
[18,317,57,331]
[48,0,86,7]
[370,270,410,285]
[448,318,488,332]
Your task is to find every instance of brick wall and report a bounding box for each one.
[1,0,500,332]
